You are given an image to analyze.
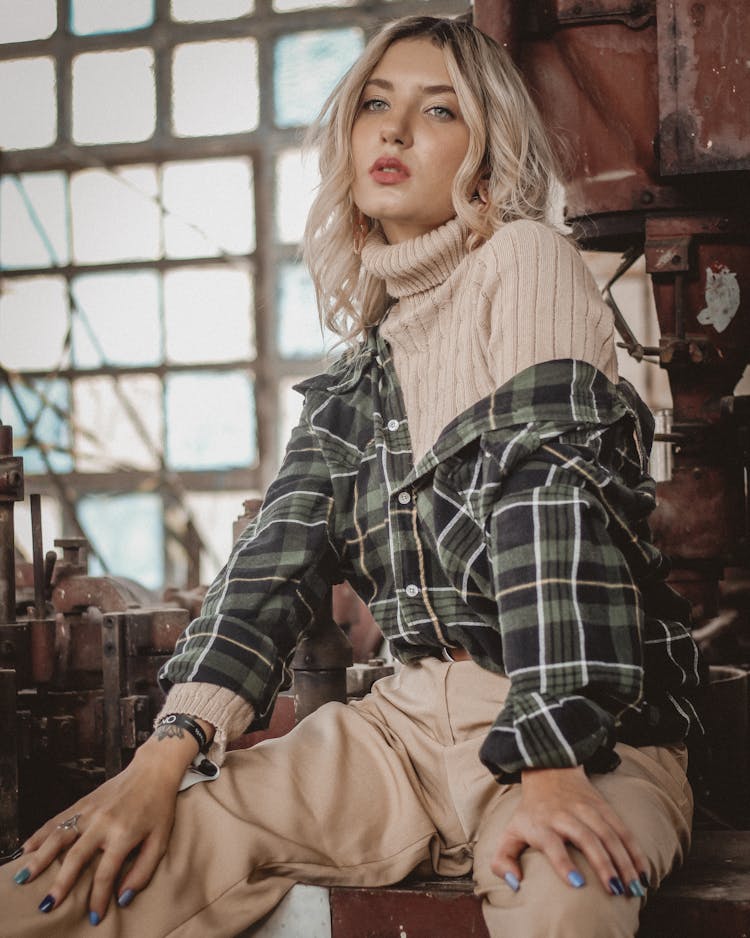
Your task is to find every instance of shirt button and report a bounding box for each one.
[387,419,399,432]
[405,584,420,598]
[397,491,411,505]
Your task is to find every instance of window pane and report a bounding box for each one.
[275,148,319,244]
[175,492,250,584]
[275,29,363,127]
[73,374,162,472]
[273,0,356,12]
[14,495,62,563]
[71,271,161,367]
[171,0,253,21]
[72,48,156,144]
[71,166,160,263]
[78,493,164,591]
[164,267,254,363]
[0,276,69,369]
[277,262,332,358]
[71,0,154,34]
[166,372,255,469]
[162,158,254,257]
[0,57,56,150]
[0,0,57,43]
[172,40,258,136]
[0,379,72,474]
[0,172,69,269]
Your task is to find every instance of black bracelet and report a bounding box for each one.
[155,713,209,753]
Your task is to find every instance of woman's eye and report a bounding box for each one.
[427,105,454,120]
[362,98,388,112]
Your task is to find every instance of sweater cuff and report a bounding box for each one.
[156,683,255,766]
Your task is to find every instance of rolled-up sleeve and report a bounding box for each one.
[479,473,645,781]
[158,410,342,730]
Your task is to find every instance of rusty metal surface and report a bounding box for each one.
[657,0,750,175]
[331,879,490,938]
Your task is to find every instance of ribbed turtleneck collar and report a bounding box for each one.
[360,216,470,299]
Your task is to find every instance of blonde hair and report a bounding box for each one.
[303,15,561,347]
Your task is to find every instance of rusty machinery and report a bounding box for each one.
[0,458,388,855]
[473,0,750,823]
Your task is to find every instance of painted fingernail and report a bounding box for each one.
[609,876,625,896]
[629,879,646,898]
[504,871,520,892]
[89,910,101,926]
[117,889,136,908]
[567,870,585,888]
[13,867,30,885]
[39,894,55,913]
[639,871,650,889]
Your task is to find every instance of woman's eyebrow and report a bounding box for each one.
[364,78,457,95]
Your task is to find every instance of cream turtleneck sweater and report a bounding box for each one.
[362,216,618,462]
[159,215,618,761]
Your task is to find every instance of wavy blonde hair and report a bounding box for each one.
[302,15,561,347]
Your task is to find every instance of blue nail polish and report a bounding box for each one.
[39,894,55,913]
[629,879,646,898]
[89,910,101,926]
[609,876,625,896]
[567,870,585,888]
[117,889,136,908]
[504,871,520,892]
[13,867,30,885]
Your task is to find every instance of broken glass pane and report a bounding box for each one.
[71,166,160,263]
[0,172,69,269]
[71,270,161,367]
[0,378,72,474]
[162,158,255,258]
[73,374,163,472]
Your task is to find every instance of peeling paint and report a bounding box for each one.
[697,264,740,333]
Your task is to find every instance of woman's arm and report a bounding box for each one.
[16,716,214,924]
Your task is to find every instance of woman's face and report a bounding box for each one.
[350,38,471,244]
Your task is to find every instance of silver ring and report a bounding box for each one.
[56,813,81,834]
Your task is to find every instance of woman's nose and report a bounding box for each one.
[379,113,412,147]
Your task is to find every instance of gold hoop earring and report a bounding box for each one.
[353,209,368,255]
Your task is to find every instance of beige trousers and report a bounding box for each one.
[1,658,692,938]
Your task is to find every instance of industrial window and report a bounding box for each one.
[0,0,465,589]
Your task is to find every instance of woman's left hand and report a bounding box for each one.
[491,765,649,896]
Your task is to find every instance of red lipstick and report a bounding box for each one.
[369,156,410,184]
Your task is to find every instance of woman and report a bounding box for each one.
[3,16,701,937]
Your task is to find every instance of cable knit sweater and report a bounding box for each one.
[365,216,618,461]
[159,215,618,762]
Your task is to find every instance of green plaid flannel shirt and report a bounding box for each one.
[159,330,703,781]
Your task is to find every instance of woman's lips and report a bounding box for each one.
[369,158,410,185]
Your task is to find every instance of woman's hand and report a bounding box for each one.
[491,765,649,897]
[14,726,205,925]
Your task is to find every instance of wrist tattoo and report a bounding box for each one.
[155,723,186,743]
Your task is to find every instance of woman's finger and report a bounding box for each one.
[115,833,170,909]
[490,828,526,891]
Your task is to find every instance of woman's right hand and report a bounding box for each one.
[15,727,204,925]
